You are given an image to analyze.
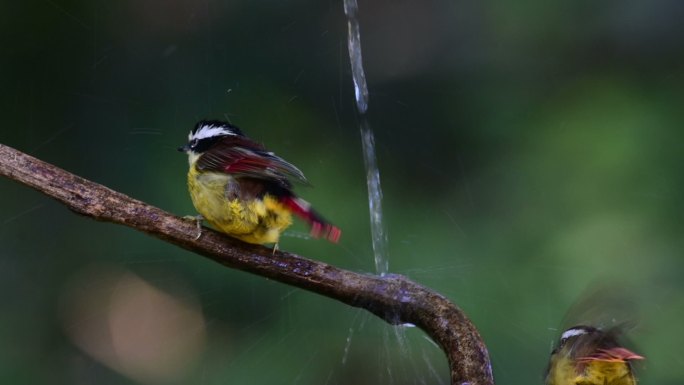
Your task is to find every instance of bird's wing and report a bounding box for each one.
[577,347,644,363]
[196,136,309,186]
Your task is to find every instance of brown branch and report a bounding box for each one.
[0,143,494,385]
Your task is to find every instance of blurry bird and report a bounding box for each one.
[179,120,341,245]
[545,324,644,385]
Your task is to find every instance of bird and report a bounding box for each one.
[545,325,644,385]
[178,120,341,246]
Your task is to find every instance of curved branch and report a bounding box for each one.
[0,143,494,385]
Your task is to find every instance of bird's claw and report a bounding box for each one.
[182,215,204,240]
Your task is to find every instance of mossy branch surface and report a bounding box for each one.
[0,143,494,385]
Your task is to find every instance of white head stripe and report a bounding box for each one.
[189,124,237,141]
[561,328,589,341]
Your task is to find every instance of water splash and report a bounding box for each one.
[343,0,389,275]
[341,327,354,364]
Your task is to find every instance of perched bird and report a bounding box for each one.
[178,120,341,245]
[545,325,644,385]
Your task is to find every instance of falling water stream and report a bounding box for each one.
[343,0,368,114]
[343,0,389,276]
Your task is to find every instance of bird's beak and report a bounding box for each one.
[178,144,190,152]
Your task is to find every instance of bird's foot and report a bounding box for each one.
[182,215,204,240]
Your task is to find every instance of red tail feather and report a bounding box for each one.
[280,196,341,243]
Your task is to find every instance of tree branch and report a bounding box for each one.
[0,143,493,385]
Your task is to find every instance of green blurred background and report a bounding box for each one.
[1,0,683,384]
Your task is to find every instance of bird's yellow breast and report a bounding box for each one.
[187,165,292,244]
[547,355,636,385]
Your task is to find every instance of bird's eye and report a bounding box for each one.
[190,139,198,148]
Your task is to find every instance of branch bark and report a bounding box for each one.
[0,143,494,385]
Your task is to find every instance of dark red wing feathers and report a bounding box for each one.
[280,196,341,243]
[577,347,644,363]
[197,136,309,185]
